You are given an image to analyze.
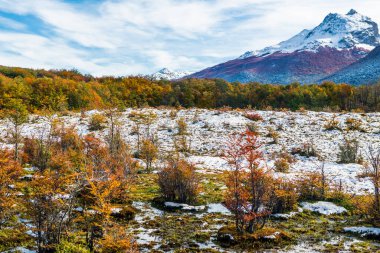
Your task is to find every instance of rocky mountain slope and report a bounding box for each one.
[322,46,380,85]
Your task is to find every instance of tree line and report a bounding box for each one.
[1,66,380,113]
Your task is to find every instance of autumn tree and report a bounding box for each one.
[140,139,158,172]
[80,134,136,251]
[24,168,79,252]
[367,145,380,222]
[129,111,157,155]
[5,99,28,161]
[0,149,23,228]
[223,130,272,233]
[22,114,56,172]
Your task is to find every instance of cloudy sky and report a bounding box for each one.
[0,0,379,76]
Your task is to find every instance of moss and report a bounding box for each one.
[56,241,90,253]
[217,226,292,248]
[349,241,378,252]
[192,231,211,243]
[130,174,160,201]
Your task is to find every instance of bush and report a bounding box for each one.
[274,158,290,173]
[169,110,177,119]
[271,180,298,213]
[266,127,279,144]
[88,113,107,131]
[56,241,90,253]
[345,117,364,132]
[140,139,158,172]
[338,138,360,164]
[291,142,318,157]
[297,172,326,201]
[246,123,259,134]
[176,117,188,135]
[324,116,341,131]
[97,225,138,253]
[244,112,263,121]
[157,160,199,203]
[174,135,191,153]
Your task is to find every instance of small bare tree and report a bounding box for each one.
[5,100,28,161]
[367,145,380,220]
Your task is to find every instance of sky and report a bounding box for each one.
[0,0,379,76]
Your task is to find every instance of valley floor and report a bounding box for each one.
[2,108,380,252]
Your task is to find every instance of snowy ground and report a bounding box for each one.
[0,108,378,195]
[3,108,380,252]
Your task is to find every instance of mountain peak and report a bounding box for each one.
[239,10,379,59]
[347,9,358,15]
[151,68,192,80]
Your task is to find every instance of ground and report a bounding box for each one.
[1,108,380,252]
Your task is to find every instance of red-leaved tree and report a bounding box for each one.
[224,130,272,233]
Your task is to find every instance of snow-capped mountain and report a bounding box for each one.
[239,9,379,59]
[151,68,192,80]
[189,10,380,84]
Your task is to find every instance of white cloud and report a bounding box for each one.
[0,0,379,76]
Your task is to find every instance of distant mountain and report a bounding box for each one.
[322,46,380,85]
[188,9,380,84]
[151,68,192,80]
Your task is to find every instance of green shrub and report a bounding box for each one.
[56,241,90,253]
[338,138,360,164]
[88,113,107,131]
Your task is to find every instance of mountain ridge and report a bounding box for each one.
[187,9,380,84]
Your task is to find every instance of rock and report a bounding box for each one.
[164,202,207,212]
[217,226,238,247]
[343,226,380,239]
[300,201,347,215]
[110,205,138,221]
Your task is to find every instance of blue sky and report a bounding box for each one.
[0,0,379,76]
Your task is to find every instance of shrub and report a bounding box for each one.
[174,135,191,153]
[297,172,327,201]
[97,225,138,253]
[324,115,341,131]
[272,150,295,163]
[266,127,279,144]
[244,112,263,121]
[88,113,107,131]
[345,117,364,132]
[157,160,199,203]
[176,117,188,135]
[270,180,298,213]
[169,110,177,119]
[338,138,360,164]
[274,158,290,173]
[246,123,259,134]
[140,139,158,172]
[291,142,318,157]
[56,241,90,253]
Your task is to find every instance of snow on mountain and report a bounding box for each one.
[239,9,380,59]
[151,68,192,80]
[189,9,380,84]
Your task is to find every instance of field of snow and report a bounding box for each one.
[1,108,379,195]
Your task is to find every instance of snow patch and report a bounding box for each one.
[300,201,347,215]
[343,226,380,237]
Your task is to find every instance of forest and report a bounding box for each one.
[0,66,380,114]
